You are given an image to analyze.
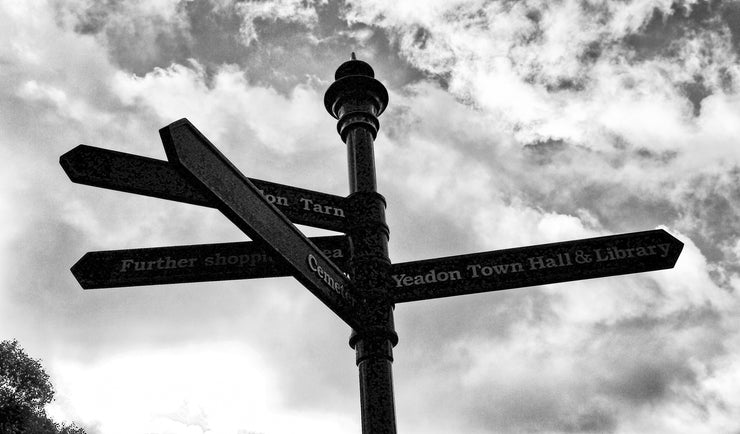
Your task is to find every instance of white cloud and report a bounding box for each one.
[344,0,739,165]
[111,61,336,155]
[47,342,358,434]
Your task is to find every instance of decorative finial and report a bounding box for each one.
[334,54,375,80]
[325,56,388,122]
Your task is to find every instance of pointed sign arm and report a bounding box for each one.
[71,235,350,289]
[160,118,366,331]
[388,229,683,303]
[60,145,347,232]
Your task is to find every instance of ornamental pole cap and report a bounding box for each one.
[334,52,375,80]
[324,53,388,120]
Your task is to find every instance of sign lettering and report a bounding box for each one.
[71,236,349,289]
[306,253,348,295]
[389,230,683,303]
[60,145,347,232]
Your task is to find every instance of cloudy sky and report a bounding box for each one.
[1,0,740,433]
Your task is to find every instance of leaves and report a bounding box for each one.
[0,340,86,434]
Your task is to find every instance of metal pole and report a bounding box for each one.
[325,55,397,434]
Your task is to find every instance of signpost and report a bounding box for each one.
[62,54,684,434]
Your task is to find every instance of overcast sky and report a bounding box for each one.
[1,0,740,433]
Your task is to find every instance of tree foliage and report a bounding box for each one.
[0,340,86,434]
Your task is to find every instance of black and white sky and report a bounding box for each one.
[1,1,740,433]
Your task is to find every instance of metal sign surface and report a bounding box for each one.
[160,119,365,330]
[389,229,683,303]
[72,236,349,289]
[60,145,347,232]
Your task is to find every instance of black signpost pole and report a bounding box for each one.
[325,55,397,434]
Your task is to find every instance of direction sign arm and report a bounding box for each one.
[59,145,348,232]
[388,229,683,304]
[160,118,366,331]
[60,145,212,206]
[71,235,350,289]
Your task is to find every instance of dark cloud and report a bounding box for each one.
[620,0,738,114]
[523,138,568,165]
[501,144,682,233]
[4,217,89,331]
[464,371,620,433]
[554,183,679,230]
[445,302,726,433]
[398,289,559,363]
[724,1,740,51]
[564,408,618,433]
[622,1,719,59]
[676,169,740,273]
[680,75,713,116]
[60,0,426,95]
[591,304,725,403]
